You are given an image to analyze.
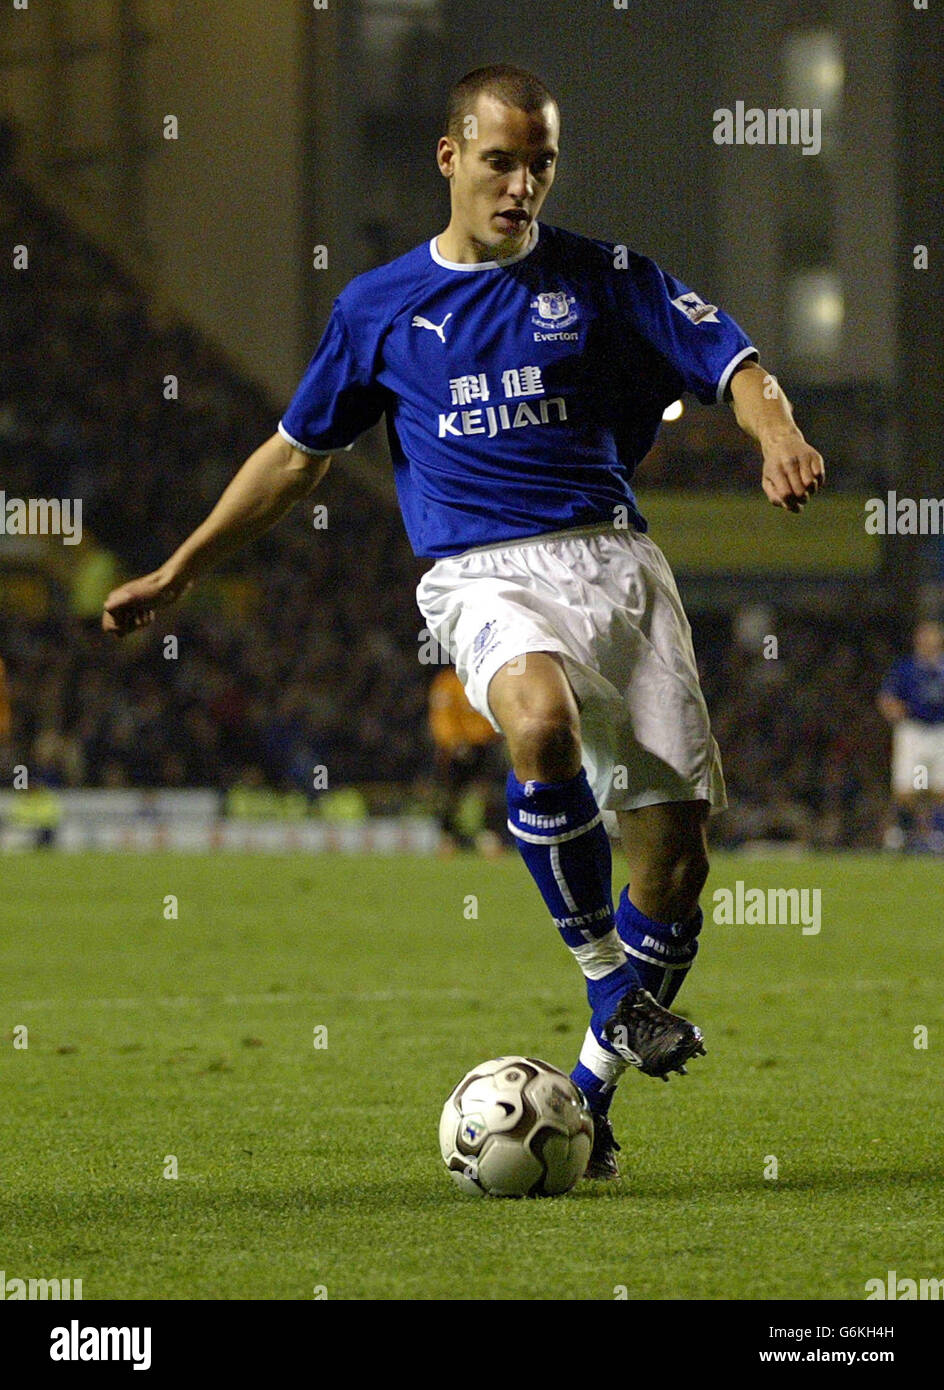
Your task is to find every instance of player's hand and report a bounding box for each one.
[760,435,825,513]
[102,567,192,636]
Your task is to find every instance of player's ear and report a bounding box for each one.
[437,135,458,177]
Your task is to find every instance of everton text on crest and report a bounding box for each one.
[530,290,579,340]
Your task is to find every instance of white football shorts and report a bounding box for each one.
[892,719,944,795]
[416,520,726,813]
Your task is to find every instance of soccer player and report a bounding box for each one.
[877,620,944,852]
[103,65,825,1179]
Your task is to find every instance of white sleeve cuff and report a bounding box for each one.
[277,420,353,454]
[715,346,759,404]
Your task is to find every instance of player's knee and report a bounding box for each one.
[508,710,582,783]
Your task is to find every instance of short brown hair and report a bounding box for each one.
[445,64,557,143]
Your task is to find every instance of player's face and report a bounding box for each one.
[438,94,559,257]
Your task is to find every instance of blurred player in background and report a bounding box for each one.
[102,64,824,1179]
[878,620,944,853]
[428,665,504,856]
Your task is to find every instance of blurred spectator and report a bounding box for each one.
[428,665,505,855]
[877,620,944,852]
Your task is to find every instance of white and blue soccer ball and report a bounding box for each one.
[439,1056,594,1197]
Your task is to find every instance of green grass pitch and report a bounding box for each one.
[1,850,941,1301]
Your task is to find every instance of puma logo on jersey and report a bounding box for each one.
[412,313,452,343]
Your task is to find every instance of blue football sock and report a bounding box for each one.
[615,885,702,1007]
[570,956,642,1116]
[571,1062,616,1116]
[505,768,640,1112]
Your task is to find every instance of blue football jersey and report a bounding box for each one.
[882,656,944,723]
[279,222,758,558]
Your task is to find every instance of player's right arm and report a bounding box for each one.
[102,432,331,636]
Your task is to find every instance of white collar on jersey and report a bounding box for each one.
[430,220,540,271]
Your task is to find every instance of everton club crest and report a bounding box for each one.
[530,290,578,331]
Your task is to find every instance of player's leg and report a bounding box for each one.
[488,649,582,780]
[490,651,698,1166]
[611,799,710,1008]
[490,650,619,941]
[567,799,710,1177]
[490,649,642,1091]
[557,530,717,1171]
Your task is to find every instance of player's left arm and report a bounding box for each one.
[726,361,825,513]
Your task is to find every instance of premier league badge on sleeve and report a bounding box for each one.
[670,291,720,325]
[530,290,578,331]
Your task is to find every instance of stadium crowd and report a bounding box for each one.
[0,175,903,847]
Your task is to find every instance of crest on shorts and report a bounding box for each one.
[471,619,501,674]
[473,620,496,655]
[530,290,578,330]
